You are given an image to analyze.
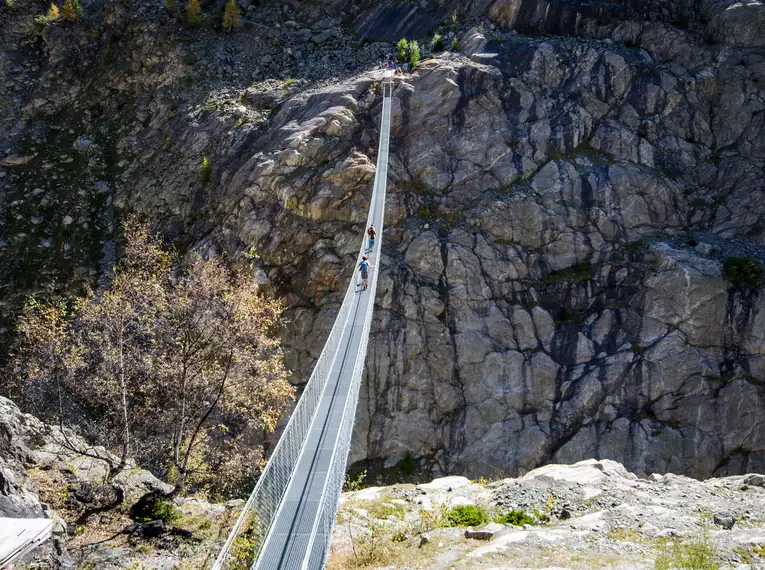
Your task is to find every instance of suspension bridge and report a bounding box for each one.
[212,73,394,570]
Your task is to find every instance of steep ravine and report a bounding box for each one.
[2,0,765,492]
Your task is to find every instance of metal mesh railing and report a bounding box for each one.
[210,275,357,569]
[211,75,393,570]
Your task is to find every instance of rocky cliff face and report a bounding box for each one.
[347,30,765,479]
[2,0,765,485]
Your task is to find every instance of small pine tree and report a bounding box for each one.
[61,0,81,21]
[397,37,408,63]
[222,0,240,32]
[187,0,201,25]
[431,33,444,52]
[451,37,460,51]
[408,39,421,69]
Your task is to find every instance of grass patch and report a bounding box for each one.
[734,543,765,564]
[654,535,720,570]
[608,527,644,543]
[357,499,406,521]
[447,505,488,527]
[411,503,452,534]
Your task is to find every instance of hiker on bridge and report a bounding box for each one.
[359,256,372,290]
[367,225,377,252]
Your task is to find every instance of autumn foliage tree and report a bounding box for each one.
[222,0,241,32]
[11,217,293,496]
[61,0,81,21]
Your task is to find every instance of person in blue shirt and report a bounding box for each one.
[358,256,371,290]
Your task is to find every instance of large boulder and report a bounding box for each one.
[703,0,765,47]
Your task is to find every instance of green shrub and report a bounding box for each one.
[131,496,183,524]
[230,524,256,570]
[344,469,367,492]
[431,33,444,51]
[723,256,764,289]
[408,39,421,68]
[397,38,408,63]
[451,37,460,51]
[200,156,211,185]
[447,504,488,527]
[495,509,535,526]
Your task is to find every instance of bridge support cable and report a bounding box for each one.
[211,73,393,570]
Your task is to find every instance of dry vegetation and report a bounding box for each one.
[9,216,293,499]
